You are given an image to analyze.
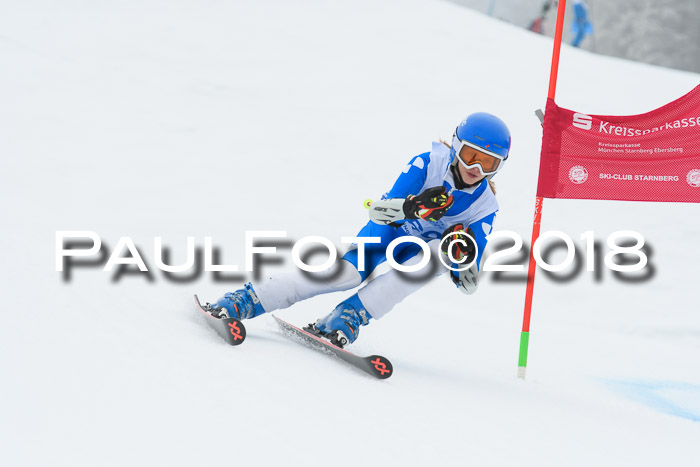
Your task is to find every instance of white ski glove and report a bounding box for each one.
[368,198,406,224]
[453,262,479,295]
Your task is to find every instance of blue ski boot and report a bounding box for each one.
[305,294,372,348]
[210,283,266,320]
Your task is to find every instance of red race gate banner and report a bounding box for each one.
[537,84,700,203]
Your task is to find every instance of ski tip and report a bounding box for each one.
[194,294,247,345]
[365,355,393,379]
[222,317,247,345]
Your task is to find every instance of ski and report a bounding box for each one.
[272,315,393,380]
[193,294,246,345]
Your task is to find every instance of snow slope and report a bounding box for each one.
[1,0,699,465]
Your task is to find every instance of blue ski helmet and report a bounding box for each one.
[451,112,511,176]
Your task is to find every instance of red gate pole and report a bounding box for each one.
[517,0,568,380]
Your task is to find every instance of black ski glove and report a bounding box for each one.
[440,223,477,268]
[440,224,480,294]
[403,186,454,222]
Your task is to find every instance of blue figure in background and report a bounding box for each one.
[571,0,593,47]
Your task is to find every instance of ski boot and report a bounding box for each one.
[209,283,266,320]
[304,294,372,348]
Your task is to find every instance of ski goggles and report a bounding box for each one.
[451,135,505,175]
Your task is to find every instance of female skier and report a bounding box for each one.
[206,112,511,347]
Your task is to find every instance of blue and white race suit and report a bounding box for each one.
[256,142,499,318]
[344,141,498,281]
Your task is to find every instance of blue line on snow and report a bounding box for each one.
[603,380,700,422]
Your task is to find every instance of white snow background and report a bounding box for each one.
[1,0,699,466]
